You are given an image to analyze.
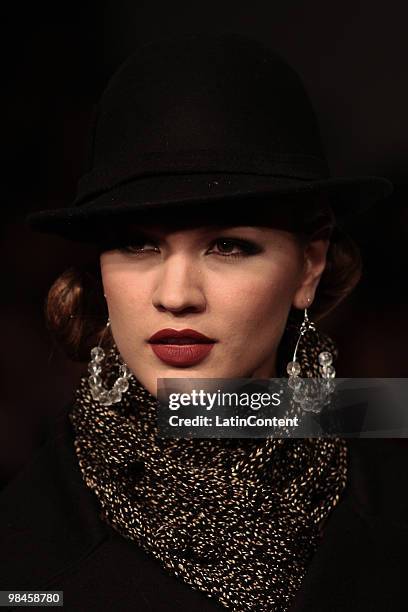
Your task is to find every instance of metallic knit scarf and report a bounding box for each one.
[69,328,348,612]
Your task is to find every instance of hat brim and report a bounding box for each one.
[26,173,393,242]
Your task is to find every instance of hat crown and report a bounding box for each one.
[25,33,392,239]
[89,34,326,173]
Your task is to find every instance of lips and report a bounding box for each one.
[148,328,216,366]
[149,328,215,343]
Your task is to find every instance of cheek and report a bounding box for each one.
[216,266,297,333]
[100,261,147,334]
[106,280,147,323]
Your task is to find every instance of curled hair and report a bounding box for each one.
[45,264,108,361]
[45,201,362,362]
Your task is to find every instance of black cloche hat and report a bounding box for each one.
[26,34,393,240]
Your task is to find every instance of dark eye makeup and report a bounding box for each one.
[115,234,262,259]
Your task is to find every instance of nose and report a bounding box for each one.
[152,254,206,315]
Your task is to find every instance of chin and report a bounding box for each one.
[155,366,213,379]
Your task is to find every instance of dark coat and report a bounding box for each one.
[1,404,407,612]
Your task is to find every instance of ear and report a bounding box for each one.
[292,237,330,310]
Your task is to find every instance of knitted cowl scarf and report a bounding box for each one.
[69,326,347,612]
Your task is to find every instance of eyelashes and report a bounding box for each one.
[119,236,262,259]
[209,238,261,258]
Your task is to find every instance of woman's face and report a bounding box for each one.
[100,220,328,397]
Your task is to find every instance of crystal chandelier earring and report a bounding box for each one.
[87,319,133,406]
[286,298,336,412]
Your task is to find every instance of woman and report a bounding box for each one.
[1,34,405,612]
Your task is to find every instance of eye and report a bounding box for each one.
[119,238,159,255]
[117,235,262,258]
[207,237,261,258]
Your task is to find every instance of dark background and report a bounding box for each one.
[2,1,408,487]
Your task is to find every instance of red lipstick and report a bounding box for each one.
[148,328,216,367]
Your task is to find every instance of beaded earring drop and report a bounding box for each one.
[87,319,133,406]
[286,298,336,412]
